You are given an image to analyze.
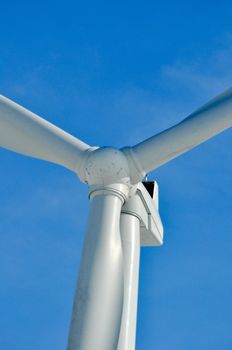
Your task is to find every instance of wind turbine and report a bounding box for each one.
[0,87,232,350]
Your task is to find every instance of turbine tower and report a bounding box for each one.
[0,88,232,349]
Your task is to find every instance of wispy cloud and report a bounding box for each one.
[2,35,232,147]
[161,39,232,99]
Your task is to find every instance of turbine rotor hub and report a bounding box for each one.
[79,147,132,187]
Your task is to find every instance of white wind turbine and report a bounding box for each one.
[0,88,232,350]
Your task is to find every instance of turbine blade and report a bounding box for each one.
[130,87,232,175]
[0,95,90,172]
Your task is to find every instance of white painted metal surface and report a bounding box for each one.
[118,213,140,350]
[0,95,90,172]
[122,182,163,246]
[67,189,124,350]
[79,147,131,186]
[123,87,232,181]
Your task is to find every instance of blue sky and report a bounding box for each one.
[0,1,232,349]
